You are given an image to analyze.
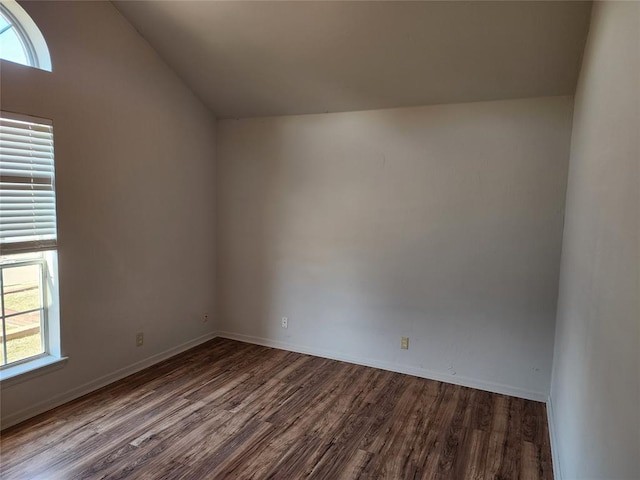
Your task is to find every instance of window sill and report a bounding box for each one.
[0,355,68,387]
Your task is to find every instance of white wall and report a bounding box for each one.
[216,96,573,400]
[549,2,639,479]
[0,2,217,427]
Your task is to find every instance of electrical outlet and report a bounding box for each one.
[203,312,209,322]
[281,317,288,329]
[136,332,144,347]
[401,336,409,350]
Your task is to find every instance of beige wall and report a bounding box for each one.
[550,2,640,479]
[0,2,217,426]
[216,96,573,400]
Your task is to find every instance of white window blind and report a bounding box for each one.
[0,112,57,254]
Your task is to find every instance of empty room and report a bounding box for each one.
[0,1,637,479]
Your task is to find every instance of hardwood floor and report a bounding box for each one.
[0,338,553,479]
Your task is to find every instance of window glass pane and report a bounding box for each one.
[0,14,29,66]
[2,264,41,314]
[5,311,43,363]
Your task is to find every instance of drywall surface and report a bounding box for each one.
[0,2,217,426]
[550,2,640,479]
[115,1,592,118]
[217,96,573,399]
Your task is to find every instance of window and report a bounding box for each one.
[0,112,61,373]
[0,0,51,71]
[1,252,48,364]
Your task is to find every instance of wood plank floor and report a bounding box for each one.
[0,338,553,479]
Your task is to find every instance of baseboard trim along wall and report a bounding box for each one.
[217,330,548,402]
[1,332,218,431]
[3,329,550,431]
[546,395,563,480]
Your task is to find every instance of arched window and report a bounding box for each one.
[0,0,51,71]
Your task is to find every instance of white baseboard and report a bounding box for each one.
[216,330,548,402]
[2,329,549,432]
[546,395,563,480]
[1,332,218,430]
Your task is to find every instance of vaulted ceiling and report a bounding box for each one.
[114,1,592,118]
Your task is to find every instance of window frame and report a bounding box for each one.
[0,0,52,71]
[0,254,48,368]
[0,250,64,385]
[0,110,64,383]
